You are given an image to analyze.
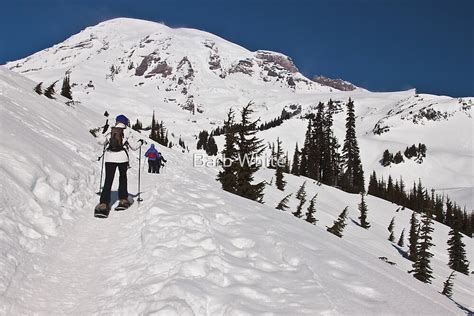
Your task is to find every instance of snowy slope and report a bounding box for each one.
[5,18,473,211]
[1,66,472,314]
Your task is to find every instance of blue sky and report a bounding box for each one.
[1,0,472,96]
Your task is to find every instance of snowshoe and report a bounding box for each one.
[115,198,133,211]
[94,203,110,218]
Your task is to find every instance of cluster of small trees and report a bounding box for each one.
[404,143,427,163]
[217,103,266,202]
[258,111,291,131]
[385,212,470,289]
[149,111,169,147]
[275,181,319,226]
[291,99,364,194]
[380,143,427,167]
[196,130,218,156]
[33,75,73,100]
[381,150,404,166]
[368,172,472,236]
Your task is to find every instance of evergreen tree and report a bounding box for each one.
[217,109,238,193]
[293,197,306,218]
[291,143,300,176]
[447,222,470,275]
[299,147,308,177]
[397,229,405,247]
[381,149,393,166]
[34,82,43,95]
[409,212,419,262]
[234,103,266,202]
[387,217,396,242]
[327,207,348,238]
[60,75,73,100]
[393,151,404,164]
[275,138,286,191]
[358,194,370,229]
[44,81,58,99]
[132,119,142,131]
[197,130,209,150]
[368,171,379,197]
[305,194,318,224]
[295,181,307,201]
[441,271,455,298]
[276,193,292,211]
[340,98,365,193]
[206,136,218,156]
[413,212,434,283]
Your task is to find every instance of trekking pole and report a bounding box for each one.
[137,141,144,202]
[97,143,106,195]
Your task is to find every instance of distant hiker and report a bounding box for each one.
[144,144,159,173]
[156,152,167,174]
[94,114,143,217]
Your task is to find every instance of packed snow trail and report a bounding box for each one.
[2,155,465,315]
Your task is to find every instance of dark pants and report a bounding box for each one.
[100,162,128,205]
[148,159,158,173]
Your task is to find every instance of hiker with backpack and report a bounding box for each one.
[156,152,167,174]
[94,114,143,218]
[144,144,159,173]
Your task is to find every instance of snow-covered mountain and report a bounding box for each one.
[1,63,473,314]
[6,18,472,212]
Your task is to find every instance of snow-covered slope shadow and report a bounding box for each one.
[0,66,471,315]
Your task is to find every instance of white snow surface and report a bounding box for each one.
[0,65,473,315]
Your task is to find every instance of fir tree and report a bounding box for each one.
[234,103,266,202]
[206,136,218,156]
[368,171,379,197]
[340,98,365,193]
[413,212,434,283]
[447,222,470,275]
[388,217,395,242]
[381,149,392,166]
[293,197,306,218]
[60,75,73,100]
[132,119,142,131]
[276,193,292,211]
[275,137,286,191]
[291,143,300,176]
[441,271,455,298]
[44,81,58,99]
[305,194,318,224]
[358,194,370,229]
[397,229,405,247]
[34,82,43,95]
[327,207,348,238]
[393,151,404,164]
[408,212,419,261]
[217,109,238,193]
[295,181,307,201]
[299,147,308,177]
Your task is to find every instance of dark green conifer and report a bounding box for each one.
[441,271,455,298]
[305,194,318,224]
[276,193,292,211]
[327,207,348,238]
[409,212,419,261]
[34,82,43,95]
[217,109,238,193]
[397,229,405,247]
[44,81,58,99]
[358,194,370,229]
[413,212,434,283]
[447,221,470,275]
[60,75,73,100]
[275,138,286,191]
